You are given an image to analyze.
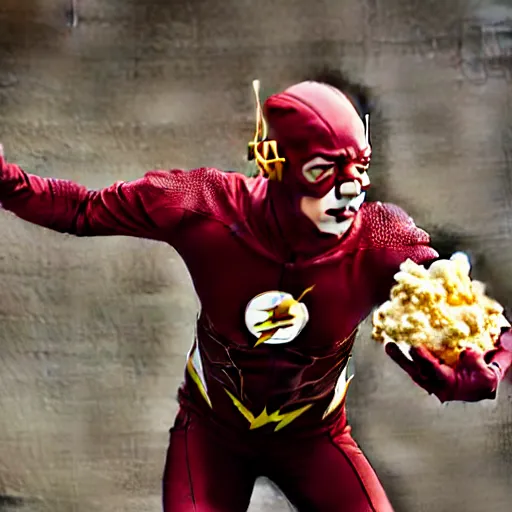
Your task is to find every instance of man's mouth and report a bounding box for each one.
[325,206,357,222]
[324,187,366,223]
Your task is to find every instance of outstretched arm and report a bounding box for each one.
[0,148,226,242]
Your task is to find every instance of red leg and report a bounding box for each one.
[162,409,257,512]
[267,418,394,512]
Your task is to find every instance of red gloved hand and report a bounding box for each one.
[385,342,502,403]
[487,330,512,382]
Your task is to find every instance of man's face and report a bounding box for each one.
[262,80,373,235]
[299,156,370,236]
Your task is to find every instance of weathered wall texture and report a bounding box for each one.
[1,0,512,511]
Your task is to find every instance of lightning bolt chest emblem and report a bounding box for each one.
[226,286,320,430]
[244,286,314,346]
[219,285,352,431]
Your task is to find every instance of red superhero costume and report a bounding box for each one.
[1,79,512,512]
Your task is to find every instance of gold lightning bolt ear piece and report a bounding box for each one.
[247,79,286,181]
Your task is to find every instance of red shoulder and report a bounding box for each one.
[141,167,250,220]
[143,167,229,202]
[353,202,439,304]
[357,201,432,249]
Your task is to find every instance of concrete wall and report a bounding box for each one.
[0,0,511,511]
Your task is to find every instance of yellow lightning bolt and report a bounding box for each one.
[252,285,315,346]
[187,357,212,408]
[225,389,313,432]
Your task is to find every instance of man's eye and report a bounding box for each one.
[304,166,334,183]
[359,156,371,168]
[354,163,369,174]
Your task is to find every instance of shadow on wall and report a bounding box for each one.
[0,495,25,510]
[0,0,72,62]
[0,0,44,88]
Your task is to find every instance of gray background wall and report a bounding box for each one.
[1,0,512,511]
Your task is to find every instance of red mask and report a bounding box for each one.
[263,81,371,198]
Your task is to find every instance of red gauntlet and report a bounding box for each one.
[386,330,512,403]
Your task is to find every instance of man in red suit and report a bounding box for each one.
[1,76,511,512]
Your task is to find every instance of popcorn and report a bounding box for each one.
[372,253,510,366]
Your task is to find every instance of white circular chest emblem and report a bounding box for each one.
[244,288,313,346]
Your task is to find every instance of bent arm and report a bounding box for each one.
[0,156,222,241]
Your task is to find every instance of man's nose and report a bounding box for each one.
[337,162,371,189]
[359,170,370,189]
[338,181,362,197]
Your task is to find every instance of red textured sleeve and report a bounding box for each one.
[361,202,439,305]
[0,156,228,241]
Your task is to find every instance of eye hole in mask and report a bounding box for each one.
[302,162,335,183]
[303,165,335,183]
